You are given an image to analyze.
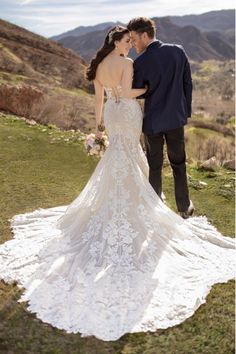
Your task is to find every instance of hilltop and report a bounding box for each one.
[0,18,88,89]
[0,18,95,131]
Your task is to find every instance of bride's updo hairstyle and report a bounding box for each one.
[86,25,129,81]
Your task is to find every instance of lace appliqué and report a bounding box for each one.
[0,93,235,341]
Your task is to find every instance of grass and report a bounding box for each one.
[227,117,235,128]
[0,45,23,64]
[197,61,221,77]
[0,112,235,354]
[186,125,233,138]
[184,124,234,163]
[53,86,90,97]
[0,70,28,84]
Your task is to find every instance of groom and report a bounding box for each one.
[127,17,194,218]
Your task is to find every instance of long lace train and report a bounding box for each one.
[0,96,235,341]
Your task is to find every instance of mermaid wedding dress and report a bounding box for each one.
[0,86,235,341]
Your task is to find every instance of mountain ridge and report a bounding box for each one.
[50,9,235,40]
[49,10,235,62]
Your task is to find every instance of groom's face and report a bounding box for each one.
[130,31,147,54]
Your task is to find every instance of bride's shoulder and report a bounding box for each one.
[121,57,134,67]
[124,57,133,63]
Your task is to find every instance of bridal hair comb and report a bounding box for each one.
[108,27,118,44]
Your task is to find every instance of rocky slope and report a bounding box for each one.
[0,18,89,90]
[0,18,95,131]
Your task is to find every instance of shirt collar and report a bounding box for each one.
[146,39,158,48]
[146,39,163,51]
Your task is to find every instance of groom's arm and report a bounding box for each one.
[132,60,148,99]
[182,49,192,118]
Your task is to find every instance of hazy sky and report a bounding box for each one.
[0,0,235,37]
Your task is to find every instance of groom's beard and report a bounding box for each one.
[134,42,147,54]
[135,46,146,54]
[133,46,141,54]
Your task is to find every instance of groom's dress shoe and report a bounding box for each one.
[161,192,166,203]
[179,200,195,219]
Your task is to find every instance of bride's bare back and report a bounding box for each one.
[96,54,137,99]
[96,54,124,88]
[94,53,146,132]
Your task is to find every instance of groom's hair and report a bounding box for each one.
[127,17,156,38]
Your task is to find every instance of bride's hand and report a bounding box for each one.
[142,85,148,94]
[95,123,105,139]
[95,130,104,139]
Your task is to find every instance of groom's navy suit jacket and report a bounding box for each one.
[133,40,192,134]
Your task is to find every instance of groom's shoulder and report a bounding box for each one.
[133,41,186,65]
[160,42,186,55]
[152,41,187,61]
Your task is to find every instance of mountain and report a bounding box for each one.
[154,17,234,61]
[55,28,110,63]
[0,18,88,90]
[53,15,234,62]
[204,31,235,58]
[50,10,235,42]
[51,21,124,41]
[169,9,235,32]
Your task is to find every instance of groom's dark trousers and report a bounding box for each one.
[133,40,193,212]
[144,127,189,212]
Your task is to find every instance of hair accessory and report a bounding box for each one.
[108,27,118,44]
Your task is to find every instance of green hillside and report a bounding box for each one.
[0,113,234,354]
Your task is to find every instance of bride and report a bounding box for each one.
[0,26,235,342]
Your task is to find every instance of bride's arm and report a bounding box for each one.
[93,79,104,133]
[121,59,147,99]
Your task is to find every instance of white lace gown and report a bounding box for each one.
[0,87,235,341]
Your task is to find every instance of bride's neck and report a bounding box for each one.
[109,50,123,57]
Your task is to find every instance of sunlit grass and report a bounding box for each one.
[0,113,234,354]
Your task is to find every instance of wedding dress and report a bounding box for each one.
[0,86,235,341]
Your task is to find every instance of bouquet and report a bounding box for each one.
[84,133,109,157]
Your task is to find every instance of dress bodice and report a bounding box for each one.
[103,84,143,142]
[104,85,123,101]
